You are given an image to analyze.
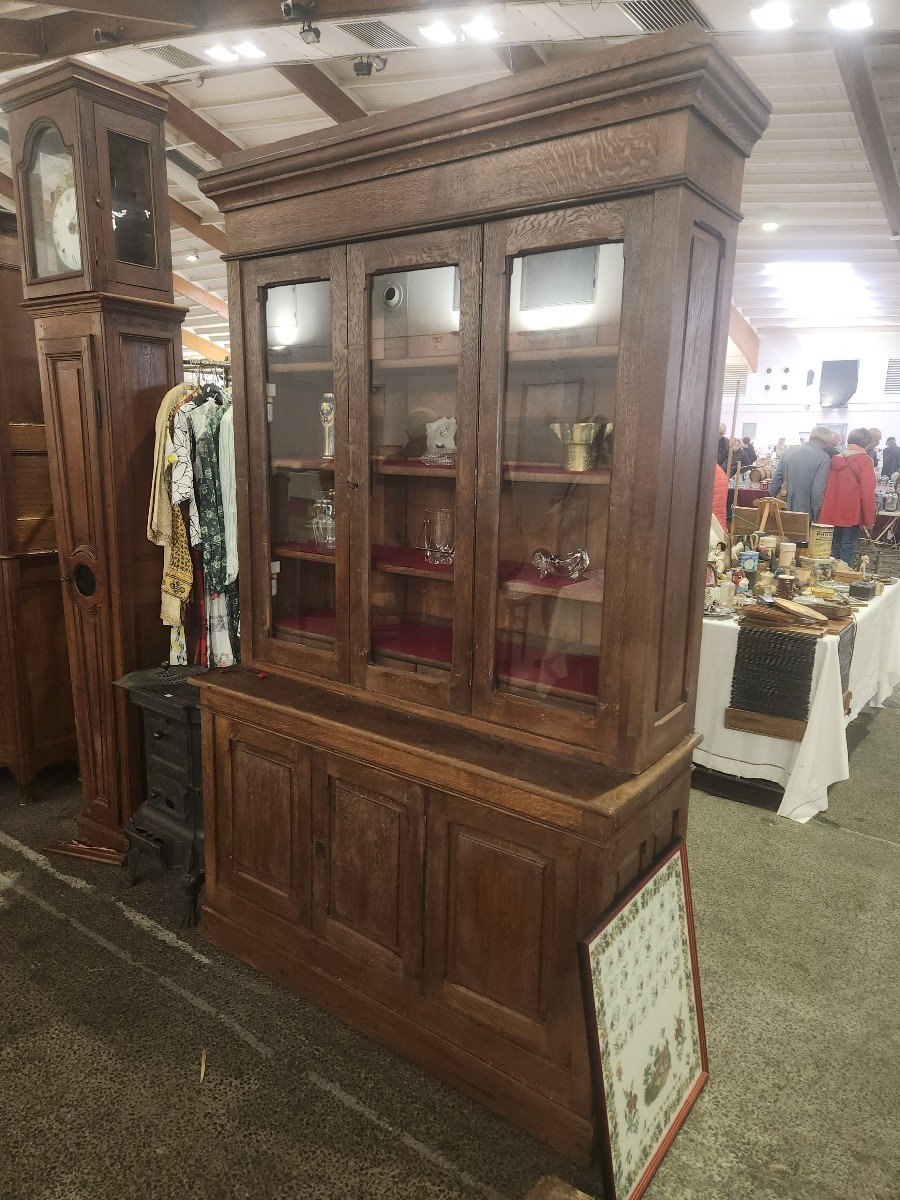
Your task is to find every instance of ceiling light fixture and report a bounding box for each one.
[828,1,873,30]
[186,252,200,262]
[299,21,321,44]
[232,40,266,59]
[352,54,386,77]
[750,2,795,30]
[461,14,502,42]
[419,19,458,45]
[763,262,876,322]
[205,44,240,63]
[761,221,780,232]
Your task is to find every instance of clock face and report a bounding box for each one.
[23,123,82,279]
[51,187,81,273]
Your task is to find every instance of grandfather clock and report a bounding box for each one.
[0,61,184,848]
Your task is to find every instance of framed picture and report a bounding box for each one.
[578,841,707,1200]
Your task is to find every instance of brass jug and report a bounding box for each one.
[548,419,613,472]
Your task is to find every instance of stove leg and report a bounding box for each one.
[123,843,142,886]
[180,846,204,928]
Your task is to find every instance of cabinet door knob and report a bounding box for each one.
[149,789,160,798]
[349,480,359,491]
[153,729,167,740]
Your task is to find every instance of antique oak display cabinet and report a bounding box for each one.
[0,62,183,847]
[198,30,768,1159]
[0,211,76,799]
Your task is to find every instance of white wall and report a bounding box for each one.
[721,329,900,452]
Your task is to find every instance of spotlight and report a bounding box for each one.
[353,55,386,77]
[93,27,119,46]
[750,2,794,30]
[828,2,873,30]
[300,21,321,44]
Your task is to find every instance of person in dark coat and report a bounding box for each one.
[716,422,729,469]
[881,436,900,478]
[741,436,757,464]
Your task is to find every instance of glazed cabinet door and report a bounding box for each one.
[311,753,424,985]
[347,228,481,712]
[241,248,350,681]
[472,200,650,752]
[210,716,312,931]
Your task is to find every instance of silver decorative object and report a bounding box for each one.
[319,393,335,459]
[532,547,590,581]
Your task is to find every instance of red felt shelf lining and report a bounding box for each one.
[275,613,599,699]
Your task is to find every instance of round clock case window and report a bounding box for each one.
[24,124,83,278]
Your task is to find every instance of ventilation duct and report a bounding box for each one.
[336,20,416,50]
[618,0,714,32]
[143,44,208,71]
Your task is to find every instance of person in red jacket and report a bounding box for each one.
[712,463,728,531]
[818,426,877,566]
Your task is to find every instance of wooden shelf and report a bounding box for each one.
[507,345,618,364]
[271,457,335,473]
[373,546,453,580]
[499,562,603,602]
[269,361,333,374]
[373,355,458,370]
[275,610,336,645]
[502,462,610,485]
[373,456,456,479]
[273,540,335,563]
[372,457,610,485]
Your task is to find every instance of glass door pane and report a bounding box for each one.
[492,240,623,715]
[368,263,459,676]
[264,278,339,653]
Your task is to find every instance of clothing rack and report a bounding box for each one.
[186,357,232,387]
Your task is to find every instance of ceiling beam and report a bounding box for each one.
[832,37,900,248]
[497,45,544,74]
[0,18,43,58]
[36,10,190,58]
[728,304,760,373]
[40,0,199,25]
[168,198,227,256]
[276,64,366,124]
[182,329,229,361]
[161,90,242,163]
[173,273,229,320]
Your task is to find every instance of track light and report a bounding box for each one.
[352,55,386,78]
[300,21,321,44]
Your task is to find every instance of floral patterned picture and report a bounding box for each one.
[579,842,707,1200]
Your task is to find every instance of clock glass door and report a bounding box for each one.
[23,124,82,279]
[107,131,156,268]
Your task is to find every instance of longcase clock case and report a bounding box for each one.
[196,30,769,1160]
[0,61,184,847]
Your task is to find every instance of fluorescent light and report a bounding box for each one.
[186,252,199,262]
[419,20,458,45]
[761,221,780,232]
[750,2,795,30]
[763,262,876,322]
[233,40,266,59]
[205,44,240,63]
[828,2,873,29]
[462,14,501,42]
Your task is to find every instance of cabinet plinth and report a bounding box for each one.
[195,28,768,1157]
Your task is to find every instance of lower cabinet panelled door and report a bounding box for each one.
[424,791,579,1068]
[311,753,425,987]
[214,717,313,930]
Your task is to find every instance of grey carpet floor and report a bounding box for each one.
[0,702,898,1200]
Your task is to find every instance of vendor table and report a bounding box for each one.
[737,485,770,506]
[693,582,900,822]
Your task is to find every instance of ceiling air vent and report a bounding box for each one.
[336,20,416,50]
[885,358,900,394]
[143,44,208,71]
[618,0,714,32]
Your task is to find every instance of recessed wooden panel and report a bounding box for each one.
[329,779,402,951]
[232,744,295,889]
[45,350,95,556]
[217,720,312,927]
[312,754,424,980]
[445,826,549,1020]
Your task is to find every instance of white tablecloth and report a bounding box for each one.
[693,582,900,822]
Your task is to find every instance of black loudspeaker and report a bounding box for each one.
[819,359,859,408]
